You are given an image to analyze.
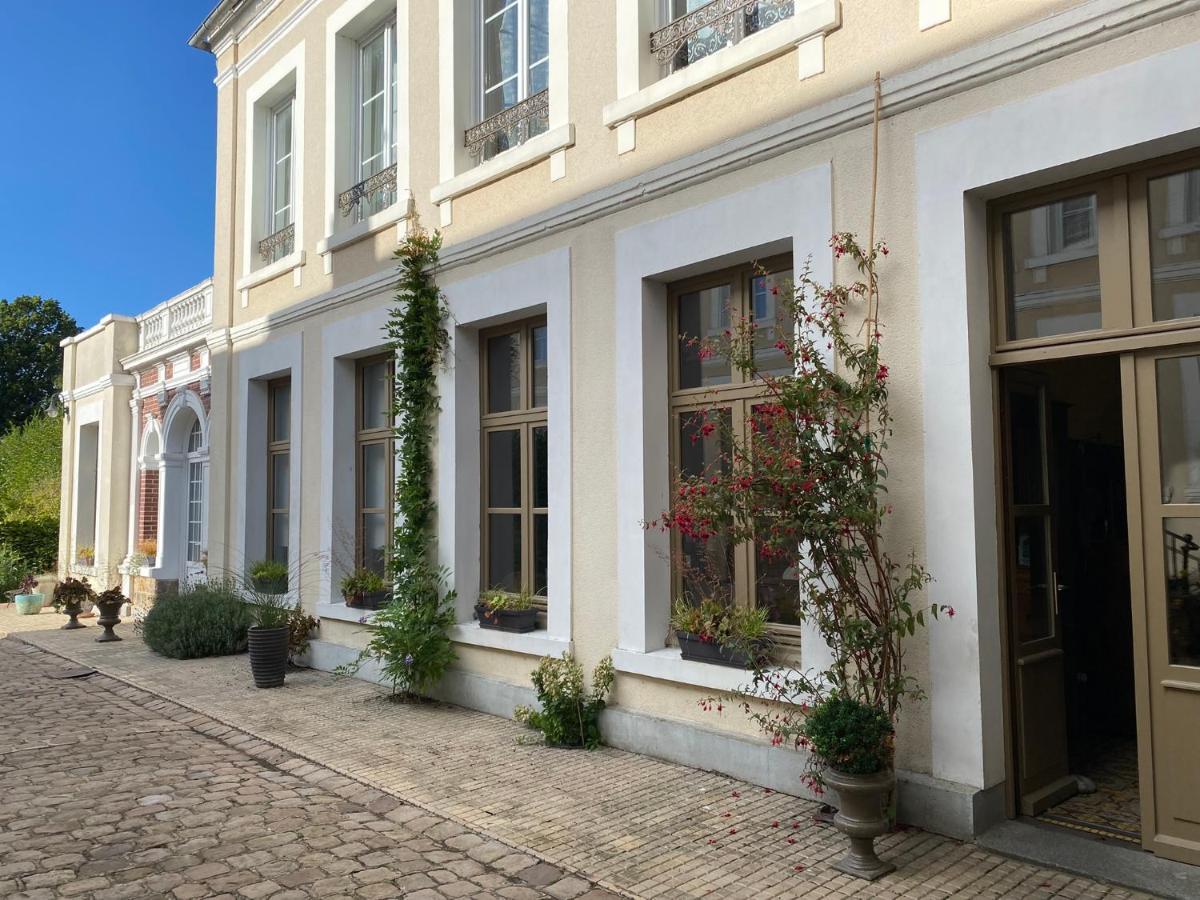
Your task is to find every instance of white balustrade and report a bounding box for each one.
[137,281,213,351]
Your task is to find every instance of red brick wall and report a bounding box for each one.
[138,470,159,542]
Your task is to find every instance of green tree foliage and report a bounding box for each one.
[0,296,77,432]
[0,415,63,573]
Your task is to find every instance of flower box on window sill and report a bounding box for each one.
[675,630,763,669]
[346,590,390,611]
[475,603,538,634]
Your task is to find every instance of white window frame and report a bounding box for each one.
[354,21,398,194]
[185,420,206,565]
[478,0,549,124]
[267,96,296,238]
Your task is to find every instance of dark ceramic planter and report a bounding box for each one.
[346,590,390,611]
[475,603,538,634]
[248,626,289,688]
[94,599,123,643]
[60,601,86,630]
[675,631,759,669]
[823,768,896,881]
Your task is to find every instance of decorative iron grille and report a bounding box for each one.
[464,90,550,162]
[257,223,295,264]
[650,0,794,69]
[338,163,398,221]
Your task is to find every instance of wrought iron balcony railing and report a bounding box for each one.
[650,0,794,70]
[257,222,295,264]
[137,281,213,352]
[464,90,550,162]
[339,163,398,222]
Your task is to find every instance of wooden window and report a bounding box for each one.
[356,356,394,576]
[267,378,291,567]
[990,151,1200,357]
[667,257,802,644]
[480,319,548,603]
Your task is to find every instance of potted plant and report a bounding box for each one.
[52,577,95,630]
[93,586,126,643]
[475,589,539,633]
[340,569,389,610]
[135,539,157,568]
[670,598,769,668]
[248,559,289,595]
[76,545,95,567]
[14,575,45,615]
[247,592,291,688]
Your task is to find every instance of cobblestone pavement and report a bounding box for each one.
[0,637,612,900]
[1,607,1149,899]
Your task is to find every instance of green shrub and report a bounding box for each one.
[0,517,57,573]
[0,543,23,593]
[0,416,63,573]
[141,581,252,660]
[515,654,615,749]
[801,696,894,776]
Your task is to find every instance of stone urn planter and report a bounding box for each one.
[93,589,126,643]
[248,625,289,688]
[14,593,45,615]
[823,768,896,881]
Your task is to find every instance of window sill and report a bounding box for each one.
[1023,245,1097,269]
[603,0,839,132]
[315,600,377,625]
[430,124,575,206]
[317,195,412,258]
[236,250,306,293]
[450,622,572,657]
[612,647,810,703]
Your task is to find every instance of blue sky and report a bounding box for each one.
[0,2,216,329]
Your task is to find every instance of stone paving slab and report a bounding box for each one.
[0,606,1150,898]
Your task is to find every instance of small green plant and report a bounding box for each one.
[141,581,252,659]
[288,602,318,662]
[340,568,387,604]
[247,589,292,630]
[337,569,457,699]
[670,598,770,646]
[248,559,289,594]
[800,696,894,777]
[95,586,126,608]
[52,576,94,610]
[514,654,615,749]
[479,589,537,612]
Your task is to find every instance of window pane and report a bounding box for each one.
[1148,169,1200,322]
[528,59,549,96]
[487,332,521,413]
[1156,355,1200,504]
[361,512,388,575]
[270,513,289,565]
[756,549,801,627]
[188,419,203,454]
[677,409,733,604]
[531,325,548,408]
[483,5,519,99]
[187,461,204,563]
[677,285,732,388]
[271,452,290,510]
[1003,196,1102,341]
[361,360,391,430]
[532,425,548,508]
[527,0,549,67]
[533,512,548,597]
[1013,514,1053,643]
[271,382,290,442]
[488,513,522,591]
[360,31,387,174]
[1009,390,1045,506]
[361,442,388,509]
[487,430,521,508]
[751,269,794,379]
[1163,519,1200,667]
[678,409,730,479]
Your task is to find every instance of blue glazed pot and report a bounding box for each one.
[14,593,45,615]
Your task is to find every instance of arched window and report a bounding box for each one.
[186,419,205,564]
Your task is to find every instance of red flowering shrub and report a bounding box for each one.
[654,234,951,776]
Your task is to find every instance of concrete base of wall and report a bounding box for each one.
[304,638,1003,840]
[130,576,176,613]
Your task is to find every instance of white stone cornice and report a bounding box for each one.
[61,374,137,404]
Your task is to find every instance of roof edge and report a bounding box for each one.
[189,0,249,52]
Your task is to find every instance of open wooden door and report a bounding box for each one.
[1002,373,1075,816]
[1132,348,1200,865]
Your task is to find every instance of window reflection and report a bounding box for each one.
[1148,168,1200,322]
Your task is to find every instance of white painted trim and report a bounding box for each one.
[430,124,575,205]
[450,623,573,657]
[211,0,323,88]
[438,247,573,645]
[919,0,951,31]
[915,38,1200,791]
[315,600,378,624]
[231,332,304,583]
[612,647,759,693]
[612,166,832,664]
[60,314,137,348]
[316,193,412,258]
[604,0,839,130]
[61,374,137,404]
[241,43,306,289]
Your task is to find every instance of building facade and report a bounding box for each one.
[58,0,1200,866]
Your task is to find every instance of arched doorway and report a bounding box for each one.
[160,394,209,586]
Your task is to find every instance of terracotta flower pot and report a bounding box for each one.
[823,768,896,881]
